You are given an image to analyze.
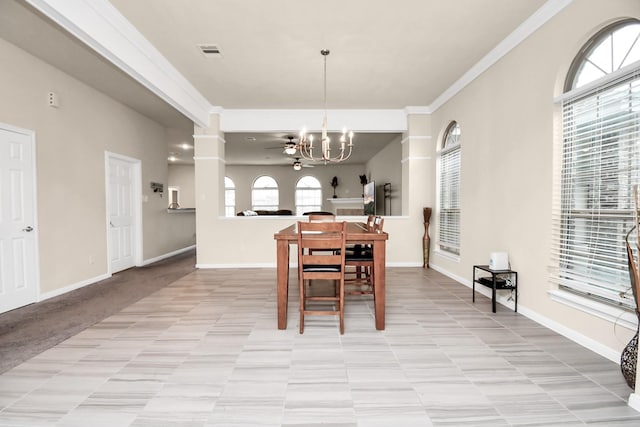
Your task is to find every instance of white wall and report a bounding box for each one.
[429,0,640,355]
[0,37,195,295]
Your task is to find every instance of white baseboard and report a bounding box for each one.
[196,262,422,269]
[39,273,111,302]
[388,262,423,267]
[196,263,275,269]
[430,263,621,364]
[39,245,195,302]
[196,261,423,269]
[141,245,195,266]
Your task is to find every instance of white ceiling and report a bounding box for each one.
[2,0,550,165]
[107,0,547,110]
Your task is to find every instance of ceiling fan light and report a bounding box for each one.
[284,145,297,155]
[293,161,302,171]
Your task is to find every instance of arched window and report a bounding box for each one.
[438,121,461,256]
[554,20,640,308]
[224,177,235,217]
[252,175,279,211]
[566,19,640,90]
[295,176,322,215]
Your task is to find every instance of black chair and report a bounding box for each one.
[344,216,384,296]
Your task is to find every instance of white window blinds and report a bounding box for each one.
[552,67,640,307]
[439,142,461,255]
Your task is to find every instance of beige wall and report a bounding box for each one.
[429,0,640,354]
[0,38,195,295]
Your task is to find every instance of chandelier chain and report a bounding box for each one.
[297,49,354,165]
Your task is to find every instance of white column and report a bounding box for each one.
[194,113,225,265]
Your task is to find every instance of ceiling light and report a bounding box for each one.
[283,137,297,155]
[168,156,178,162]
[293,159,302,171]
[298,49,354,164]
[180,143,191,150]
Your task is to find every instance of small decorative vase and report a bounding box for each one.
[621,310,640,389]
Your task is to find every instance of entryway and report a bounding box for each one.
[105,152,142,273]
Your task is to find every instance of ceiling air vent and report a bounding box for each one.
[198,44,222,58]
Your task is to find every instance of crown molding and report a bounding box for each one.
[428,0,573,112]
[25,0,212,127]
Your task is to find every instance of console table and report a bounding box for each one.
[472,265,518,313]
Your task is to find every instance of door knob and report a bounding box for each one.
[22,226,33,232]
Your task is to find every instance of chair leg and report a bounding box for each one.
[339,279,345,334]
[299,279,305,334]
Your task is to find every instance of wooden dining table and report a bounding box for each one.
[274,221,389,330]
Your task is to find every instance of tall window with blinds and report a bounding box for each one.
[554,20,640,307]
[438,121,461,256]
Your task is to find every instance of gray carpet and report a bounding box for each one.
[0,249,196,374]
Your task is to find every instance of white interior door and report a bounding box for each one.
[0,125,38,313]
[108,155,138,273]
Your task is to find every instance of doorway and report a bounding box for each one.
[105,152,142,273]
[0,124,39,313]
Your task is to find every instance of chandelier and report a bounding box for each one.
[298,49,354,163]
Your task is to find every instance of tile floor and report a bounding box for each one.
[1,267,639,426]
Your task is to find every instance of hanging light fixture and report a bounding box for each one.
[283,136,297,155]
[292,158,302,171]
[298,49,354,163]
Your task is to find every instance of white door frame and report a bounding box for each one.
[104,151,143,274]
[0,122,41,304]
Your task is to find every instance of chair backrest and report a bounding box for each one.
[373,216,384,232]
[366,215,375,231]
[308,213,336,222]
[297,221,346,275]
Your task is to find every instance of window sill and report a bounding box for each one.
[434,249,460,263]
[548,289,638,331]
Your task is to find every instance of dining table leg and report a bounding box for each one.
[276,239,290,329]
[372,239,386,330]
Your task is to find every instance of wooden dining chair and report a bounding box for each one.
[308,213,336,222]
[297,220,347,334]
[344,215,384,296]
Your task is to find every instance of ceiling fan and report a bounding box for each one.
[292,157,313,171]
[266,136,299,155]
